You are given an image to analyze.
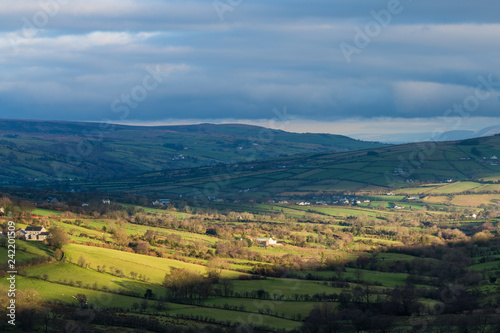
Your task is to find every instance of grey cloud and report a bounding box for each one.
[0,0,499,125]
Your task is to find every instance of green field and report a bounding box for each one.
[64,243,242,283]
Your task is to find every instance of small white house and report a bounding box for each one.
[268,238,278,246]
[253,237,281,247]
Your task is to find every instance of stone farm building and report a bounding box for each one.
[16,226,49,241]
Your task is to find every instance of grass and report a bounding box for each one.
[377,252,436,262]
[2,275,301,330]
[52,221,111,241]
[169,305,301,330]
[293,268,410,287]
[468,261,500,271]
[16,240,53,256]
[344,268,409,287]
[3,276,160,310]
[354,236,401,245]
[64,243,242,284]
[0,240,52,263]
[25,262,165,296]
[77,218,218,246]
[429,181,483,194]
[423,194,500,207]
[32,208,61,216]
[232,278,336,297]
[203,297,318,318]
[0,246,42,262]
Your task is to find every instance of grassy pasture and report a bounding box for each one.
[0,246,43,263]
[32,208,61,216]
[2,276,160,310]
[203,297,318,318]
[468,261,500,271]
[25,262,165,296]
[424,194,500,207]
[232,278,336,297]
[16,239,53,256]
[429,181,483,194]
[64,244,242,283]
[343,268,409,287]
[169,305,301,330]
[294,268,409,287]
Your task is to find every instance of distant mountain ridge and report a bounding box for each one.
[0,119,385,182]
[438,125,500,141]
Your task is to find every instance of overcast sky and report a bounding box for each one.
[1,0,499,141]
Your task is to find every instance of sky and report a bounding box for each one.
[1,0,500,142]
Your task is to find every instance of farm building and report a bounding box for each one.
[14,229,27,239]
[17,226,48,241]
[153,199,171,206]
[244,236,281,247]
[251,237,281,247]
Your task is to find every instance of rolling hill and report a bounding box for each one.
[438,124,500,141]
[72,135,500,198]
[0,119,384,183]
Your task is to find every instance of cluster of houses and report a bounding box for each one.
[13,226,49,241]
[459,155,499,166]
[272,195,371,207]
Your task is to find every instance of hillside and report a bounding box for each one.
[73,135,500,198]
[0,119,384,183]
[1,191,500,332]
